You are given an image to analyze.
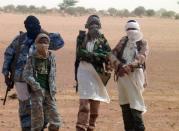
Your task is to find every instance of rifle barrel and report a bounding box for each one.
[3,89,9,105]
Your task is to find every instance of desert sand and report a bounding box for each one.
[0,13,179,131]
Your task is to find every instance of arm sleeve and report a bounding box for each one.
[76,38,94,62]
[131,40,149,67]
[48,33,64,50]
[109,40,124,69]
[23,57,41,91]
[2,36,19,76]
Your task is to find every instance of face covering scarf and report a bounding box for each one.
[35,43,49,59]
[88,24,101,40]
[127,30,143,43]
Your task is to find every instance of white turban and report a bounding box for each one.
[125,20,140,31]
[125,20,143,42]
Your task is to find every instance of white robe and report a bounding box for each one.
[117,40,147,112]
[77,40,110,103]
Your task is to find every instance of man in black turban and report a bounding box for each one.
[2,15,64,131]
[24,15,41,40]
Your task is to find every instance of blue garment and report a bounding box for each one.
[24,15,41,40]
[2,32,64,82]
[2,32,64,129]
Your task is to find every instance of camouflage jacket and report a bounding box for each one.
[76,33,111,74]
[112,36,149,68]
[112,36,149,87]
[23,52,57,97]
[2,32,64,82]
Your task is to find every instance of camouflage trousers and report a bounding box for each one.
[31,89,61,131]
[15,82,31,131]
[18,99,31,131]
[76,99,100,131]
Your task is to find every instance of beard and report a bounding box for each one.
[127,30,143,42]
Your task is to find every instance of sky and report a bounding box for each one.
[0,0,179,12]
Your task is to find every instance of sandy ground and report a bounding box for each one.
[0,13,179,131]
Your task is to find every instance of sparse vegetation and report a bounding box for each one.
[0,4,178,19]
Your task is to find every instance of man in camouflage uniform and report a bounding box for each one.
[2,15,64,131]
[23,33,60,131]
[75,15,111,131]
[109,20,149,131]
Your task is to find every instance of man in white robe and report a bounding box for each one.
[110,20,149,131]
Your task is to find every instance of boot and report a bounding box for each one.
[131,109,145,131]
[76,99,90,131]
[87,126,94,131]
[48,124,59,131]
[76,126,86,131]
[87,114,98,131]
[121,104,135,131]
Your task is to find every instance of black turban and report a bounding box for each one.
[24,15,41,40]
[85,15,101,29]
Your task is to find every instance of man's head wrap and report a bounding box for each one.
[35,33,50,58]
[24,15,41,40]
[85,15,101,29]
[125,20,143,42]
[35,33,50,44]
[125,20,140,31]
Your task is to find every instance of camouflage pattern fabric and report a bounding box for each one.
[23,52,57,98]
[2,32,64,129]
[112,36,148,68]
[112,36,149,87]
[31,90,60,131]
[76,33,111,76]
[23,52,60,131]
[2,32,64,82]
[18,99,31,131]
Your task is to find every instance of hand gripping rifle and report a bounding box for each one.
[3,31,24,105]
[3,73,14,105]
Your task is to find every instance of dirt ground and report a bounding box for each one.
[0,13,179,131]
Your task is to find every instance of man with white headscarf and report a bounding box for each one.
[109,20,149,131]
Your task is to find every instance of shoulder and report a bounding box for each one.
[98,33,108,43]
[13,32,27,43]
[49,51,55,59]
[77,30,86,41]
[49,33,62,39]
[112,36,127,52]
[119,36,128,43]
[117,36,128,47]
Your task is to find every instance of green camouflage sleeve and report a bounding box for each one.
[93,35,111,62]
[77,34,111,63]
[23,57,41,91]
[76,37,94,62]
